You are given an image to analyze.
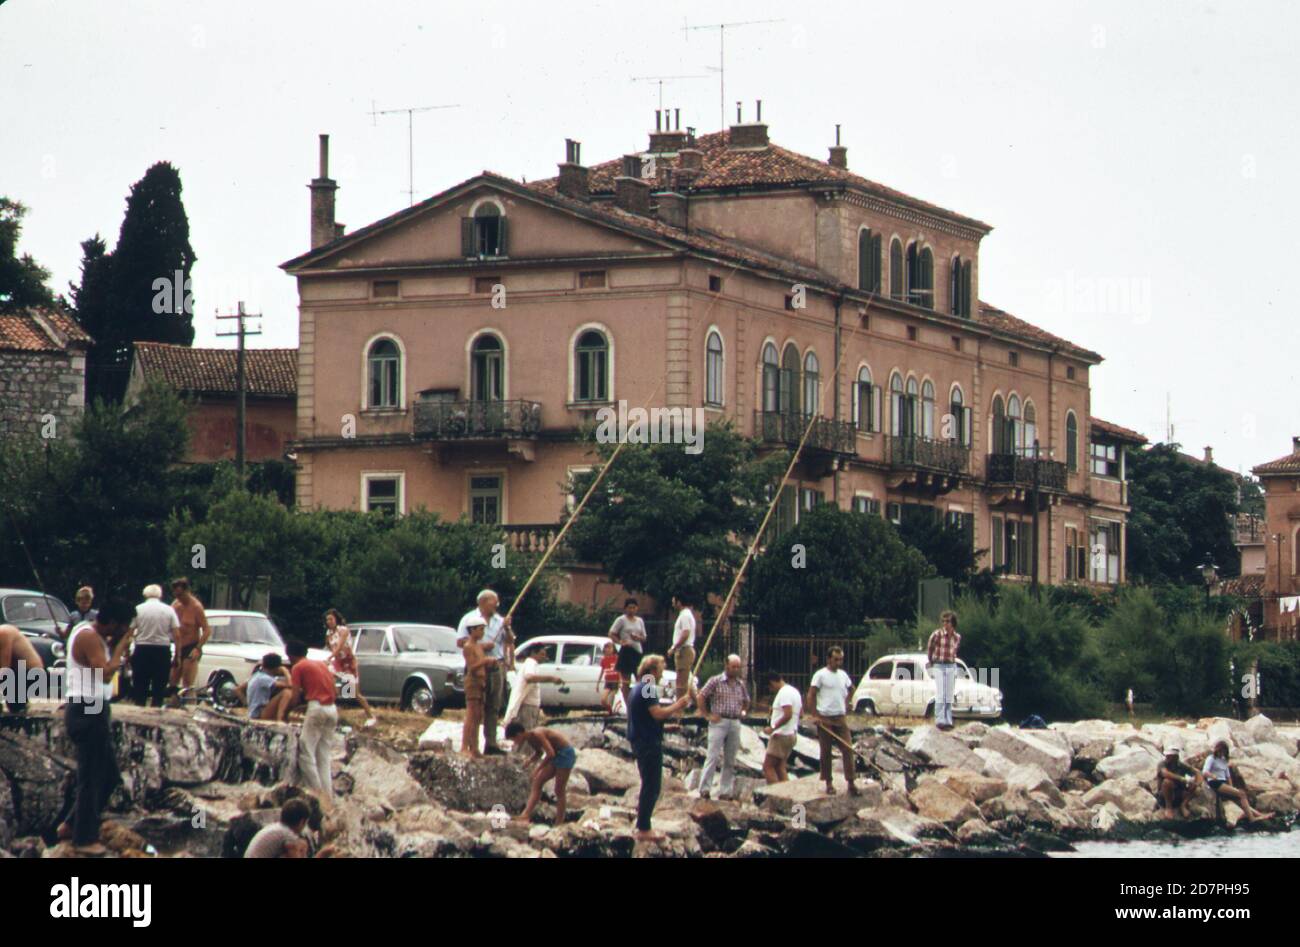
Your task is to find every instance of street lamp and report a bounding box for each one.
[1199,552,1218,605]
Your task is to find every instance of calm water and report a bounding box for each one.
[1059,830,1297,858]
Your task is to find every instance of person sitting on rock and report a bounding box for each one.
[1156,743,1202,819]
[236,653,293,721]
[1202,741,1271,823]
[244,799,337,858]
[0,624,44,714]
[507,721,577,825]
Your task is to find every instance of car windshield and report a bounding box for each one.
[2,594,70,624]
[207,615,285,647]
[393,626,457,653]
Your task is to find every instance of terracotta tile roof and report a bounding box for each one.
[531,129,993,232]
[0,307,92,353]
[976,303,1101,362]
[133,342,297,398]
[1253,445,1300,476]
[1218,574,1265,599]
[1089,416,1148,445]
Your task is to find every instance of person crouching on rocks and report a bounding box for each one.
[1202,741,1271,823]
[1156,743,1202,819]
[461,616,496,758]
[507,721,577,825]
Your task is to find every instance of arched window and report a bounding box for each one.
[574,329,609,402]
[367,338,401,409]
[854,365,874,431]
[761,342,780,412]
[705,330,724,406]
[950,256,972,317]
[780,344,801,415]
[992,395,1006,453]
[464,202,507,257]
[470,334,504,402]
[950,385,966,445]
[890,372,905,435]
[889,239,904,300]
[1023,401,1038,457]
[906,243,934,308]
[906,377,920,437]
[803,351,820,416]
[922,380,935,439]
[1066,412,1079,471]
[1008,395,1022,455]
[858,229,882,292]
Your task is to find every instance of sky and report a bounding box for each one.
[2,0,1296,474]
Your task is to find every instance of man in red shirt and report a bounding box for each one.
[286,639,337,810]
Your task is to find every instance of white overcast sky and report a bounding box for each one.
[2,0,1296,474]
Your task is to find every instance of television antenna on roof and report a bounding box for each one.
[683,17,784,131]
[630,74,709,111]
[368,101,461,206]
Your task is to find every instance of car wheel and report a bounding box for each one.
[209,672,238,707]
[402,680,437,716]
[854,698,877,715]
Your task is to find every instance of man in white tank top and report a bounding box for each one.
[61,600,135,854]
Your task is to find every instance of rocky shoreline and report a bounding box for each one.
[1,703,1296,858]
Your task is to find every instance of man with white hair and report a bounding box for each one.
[131,583,179,707]
[456,589,514,755]
[695,654,750,800]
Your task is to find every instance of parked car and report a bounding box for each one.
[184,610,331,704]
[0,587,69,669]
[851,652,1002,719]
[509,634,693,711]
[346,622,465,715]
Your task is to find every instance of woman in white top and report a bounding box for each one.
[1202,741,1270,822]
[324,609,376,728]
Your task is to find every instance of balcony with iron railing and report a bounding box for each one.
[885,435,970,476]
[754,411,856,456]
[986,452,1068,491]
[413,399,542,440]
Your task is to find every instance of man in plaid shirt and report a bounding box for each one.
[927,610,961,731]
[696,654,750,800]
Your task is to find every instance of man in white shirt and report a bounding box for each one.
[456,589,514,754]
[666,595,696,695]
[807,647,859,796]
[131,583,180,707]
[762,670,802,783]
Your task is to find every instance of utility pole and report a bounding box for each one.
[216,301,262,477]
[682,17,783,130]
[369,101,461,206]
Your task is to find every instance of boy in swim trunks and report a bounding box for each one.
[506,721,576,826]
[168,577,211,701]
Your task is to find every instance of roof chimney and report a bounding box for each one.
[1204,446,1214,464]
[655,191,689,230]
[828,124,848,169]
[1293,435,1300,453]
[672,146,703,190]
[614,154,651,215]
[648,108,688,153]
[557,138,590,200]
[728,99,769,149]
[309,134,340,250]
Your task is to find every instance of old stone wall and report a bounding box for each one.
[0,350,86,440]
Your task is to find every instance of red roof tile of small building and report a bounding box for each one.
[133,342,297,398]
[1253,445,1300,476]
[1089,416,1148,445]
[0,307,92,353]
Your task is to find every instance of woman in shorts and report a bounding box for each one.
[1202,741,1270,822]
[325,608,376,728]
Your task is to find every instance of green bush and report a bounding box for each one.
[1232,641,1300,710]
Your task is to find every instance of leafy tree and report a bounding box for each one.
[1126,443,1242,584]
[744,504,932,633]
[566,421,788,610]
[74,163,197,402]
[0,198,56,312]
[893,506,982,596]
[955,585,1104,721]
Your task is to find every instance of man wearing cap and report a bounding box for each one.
[1156,744,1202,820]
[456,589,514,755]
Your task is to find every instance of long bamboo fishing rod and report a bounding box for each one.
[503,261,746,624]
[692,291,876,676]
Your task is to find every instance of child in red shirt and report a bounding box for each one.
[599,641,620,712]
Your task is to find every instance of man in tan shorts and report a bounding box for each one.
[0,624,44,713]
[666,595,696,697]
[762,670,802,783]
[168,577,211,696]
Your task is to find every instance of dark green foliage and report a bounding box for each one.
[745,504,932,633]
[0,198,56,312]
[1231,641,1300,711]
[893,505,982,596]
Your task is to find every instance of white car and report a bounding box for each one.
[509,634,693,710]
[185,611,331,701]
[851,652,1002,719]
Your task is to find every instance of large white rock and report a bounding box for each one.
[1094,745,1161,782]
[855,805,950,845]
[981,727,1072,782]
[909,780,981,826]
[906,726,981,771]
[973,747,1016,781]
[1083,775,1158,817]
[754,774,882,825]
[921,767,1007,804]
[1006,763,1064,806]
[1244,714,1275,744]
[574,748,641,793]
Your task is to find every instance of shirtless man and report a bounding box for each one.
[168,577,211,699]
[505,722,577,826]
[0,624,44,713]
